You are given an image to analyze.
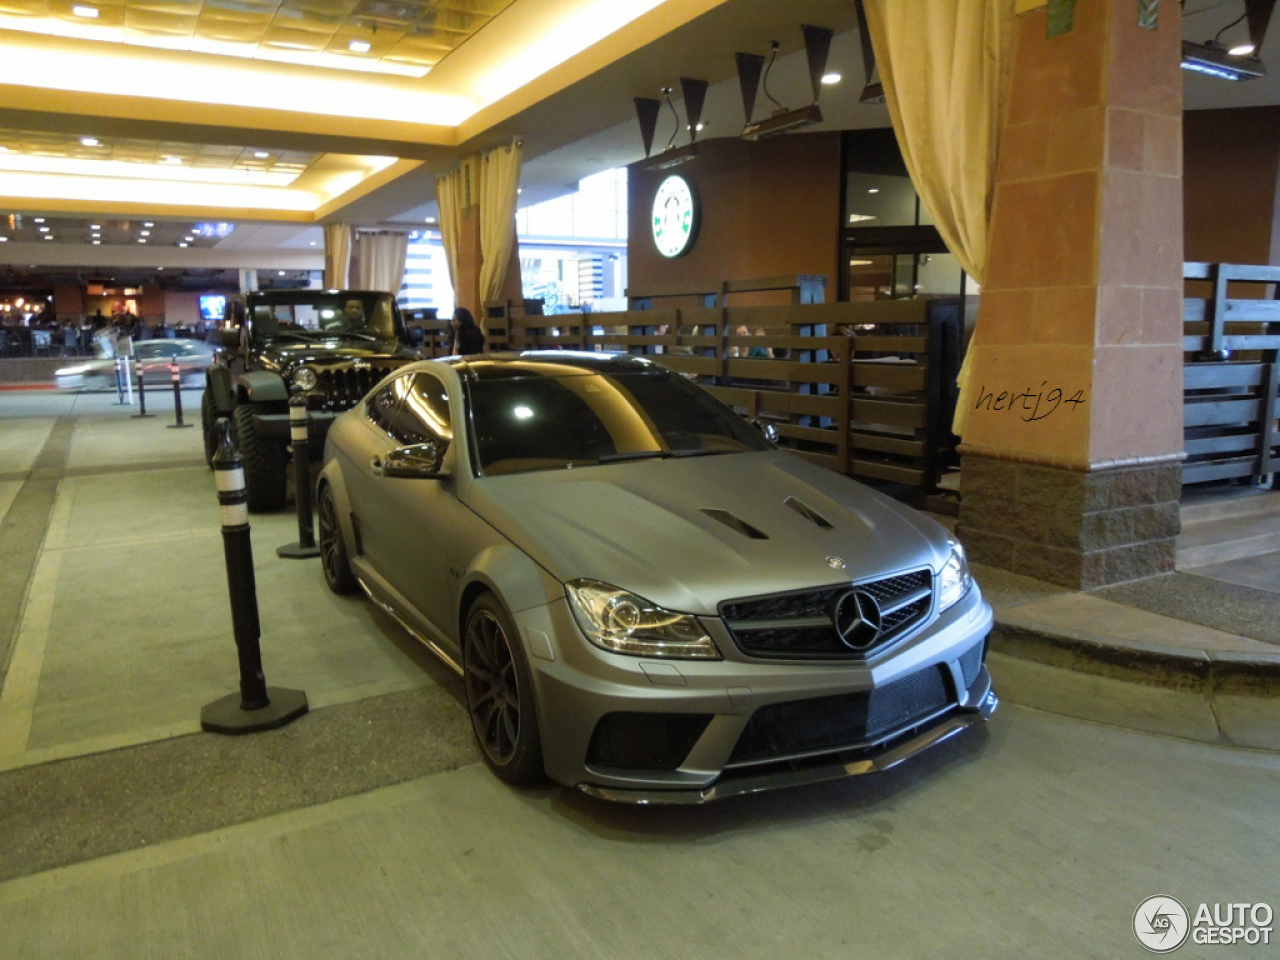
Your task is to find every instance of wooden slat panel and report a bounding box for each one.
[758,392,843,417]
[1222,300,1280,321]
[1185,434,1263,455]
[851,398,927,428]
[725,305,792,329]
[678,307,722,328]
[1182,459,1260,483]
[849,335,929,354]
[627,281,720,300]
[1184,398,1260,427]
[1223,336,1280,350]
[778,423,841,444]
[852,362,926,391]
[1184,363,1266,389]
[851,460,925,485]
[849,432,925,457]
[788,448,841,471]
[1223,263,1280,284]
[653,356,719,376]
[788,300,929,327]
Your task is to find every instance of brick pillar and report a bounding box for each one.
[957,0,1185,589]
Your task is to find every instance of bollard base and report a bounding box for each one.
[167,423,195,429]
[131,413,155,419]
[276,542,322,559]
[200,687,309,735]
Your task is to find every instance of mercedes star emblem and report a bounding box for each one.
[831,590,883,651]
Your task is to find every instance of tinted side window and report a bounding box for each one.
[390,373,453,445]
[365,380,403,435]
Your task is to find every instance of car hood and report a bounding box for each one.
[466,450,951,616]
[263,340,415,369]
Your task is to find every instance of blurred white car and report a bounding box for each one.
[56,339,215,391]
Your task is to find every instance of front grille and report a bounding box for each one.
[315,365,396,409]
[720,568,933,660]
[727,665,952,767]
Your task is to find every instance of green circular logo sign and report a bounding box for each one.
[651,174,698,258]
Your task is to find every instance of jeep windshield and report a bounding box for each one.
[247,293,400,344]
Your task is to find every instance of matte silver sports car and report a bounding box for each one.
[317,352,996,803]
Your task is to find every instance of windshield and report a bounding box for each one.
[247,293,400,343]
[466,369,772,476]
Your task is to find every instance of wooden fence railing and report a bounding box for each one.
[478,298,963,497]
[1183,262,1280,485]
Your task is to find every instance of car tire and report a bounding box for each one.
[463,593,544,786]
[317,482,355,594]
[231,404,288,512]
[201,390,220,468]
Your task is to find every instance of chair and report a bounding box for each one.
[32,329,53,357]
[62,326,79,356]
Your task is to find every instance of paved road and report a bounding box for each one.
[3,702,1277,960]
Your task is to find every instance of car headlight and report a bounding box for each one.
[292,367,318,392]
[938,540,973,613]
[565,580,721,659]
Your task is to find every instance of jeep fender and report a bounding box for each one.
[205,365,234,413]
[237,369,289,404]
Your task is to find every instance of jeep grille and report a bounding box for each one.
[316,366,396,409]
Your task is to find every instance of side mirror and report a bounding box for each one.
[382,440,449,479]
[752,419,780,443]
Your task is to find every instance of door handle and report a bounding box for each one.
[370,456,383,477]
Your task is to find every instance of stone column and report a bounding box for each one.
[957,0,1184,589]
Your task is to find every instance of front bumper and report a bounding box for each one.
[514,584,996,803]
[253,410,338,451]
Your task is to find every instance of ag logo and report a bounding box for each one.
[651,175,698,258]
[1133,896,1190,953]
[830,590,882,651]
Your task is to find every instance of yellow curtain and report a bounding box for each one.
[864,0,1016,436]
[434,164,468,295]
[323,222,352,289]
[477,140,523,304]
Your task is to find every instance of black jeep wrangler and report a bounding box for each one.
[202,289,421,512]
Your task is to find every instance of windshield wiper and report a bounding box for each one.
[595,450,671,463]
[668,449,735,458]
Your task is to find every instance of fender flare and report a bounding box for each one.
[317,460,356,554]
[205,365,234,413]
[459,544,561,637]
[236,369,289,404]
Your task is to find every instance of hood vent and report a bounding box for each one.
[784,496,833,530]
[701,508,769,540]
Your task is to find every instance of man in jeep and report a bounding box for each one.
[202,289,421,512]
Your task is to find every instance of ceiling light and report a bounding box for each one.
[349,40,371,53]
[92,239,100,245]
[0,237,6,242]
[80,137,100,147]
[72,5,98,17]
[848,214,876,222]
[278,270,286,276]
[821,72,842,85]
[157,267,164,270]
[868,188,880,194]
[37,225,48,231]
[90,223,101,229]
[33,217,44,223]
[43,235,53,240]
[140,230,151,237]
[138,238,147,243]
[254,151,269,158]
[309,241,317,246]
[162,156,183,165]
[1230,43,1257,56]
[425,217,436,224]
[179,242,188,247]
[144,221,154,227]
[184,236,194,241]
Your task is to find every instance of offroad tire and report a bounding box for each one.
[200,389,220,468]
[463,593,544,785]
[231,404,288,512]
[317,482,355,593]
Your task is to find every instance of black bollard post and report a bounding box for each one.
[167,356,193,429]
[130,356,154,419]
[277,385,321,559]
[201,418,308,735]
[114,356,126,405]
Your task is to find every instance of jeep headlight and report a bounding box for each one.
[938,540,973,613]
[292,367,318,392]
[566,580,720,659]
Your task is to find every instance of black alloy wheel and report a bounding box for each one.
[317,482,355,593]
[463,594,543,785]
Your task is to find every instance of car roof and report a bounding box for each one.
[450,351,663,381]
[244,290,394,303]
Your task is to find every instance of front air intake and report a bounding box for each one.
[701,508,769,540]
